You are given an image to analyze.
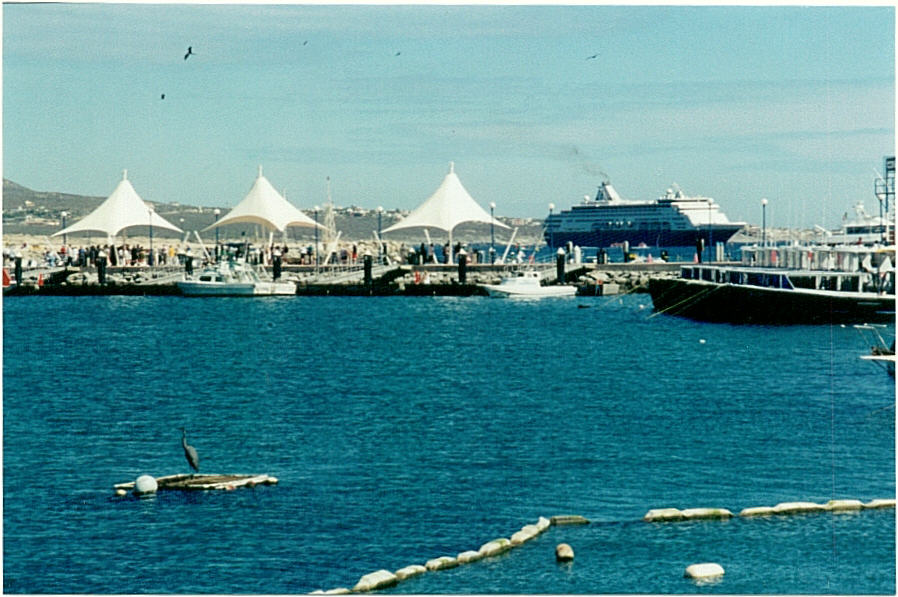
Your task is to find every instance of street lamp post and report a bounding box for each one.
[377,206,384,264]
[60,211,68,246]
[708,200,713,263]
[148,205,155,267]
[489,201,496,263]
[213,208,221,259]
[548,203,555,250]
[314,206,320,274]
[877,194,885,245]
[761,198,768,248]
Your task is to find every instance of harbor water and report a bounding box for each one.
[3,294,894,594]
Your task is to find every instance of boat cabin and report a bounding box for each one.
[681,244,895,296]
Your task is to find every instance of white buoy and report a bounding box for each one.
[134,475,158,495]
[864,498,896,509]
[643,508,685,522]
[394,565,426,581]
[352,569,397,593]
[826,499,864,512]
[681,507,733,520]
[456,550,483,564]
[511,524,540,545]
[685,562,724,580]
[773,501,827,515]
[478,538,511,557]
[699,338,706,344]
[555,543,574,562]
[739,506,776,517]
[425,556,458,571]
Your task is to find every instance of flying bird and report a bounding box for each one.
[180,428,200,474]
[394,51,401,56]
[184,46,195,60]
[303,40,308,46]
[160,93,165,100]
[586,54,598,60]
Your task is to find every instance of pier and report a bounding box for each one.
[4,260,683,297]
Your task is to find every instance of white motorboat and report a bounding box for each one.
[481,270,576,298]
[177,260,296,297]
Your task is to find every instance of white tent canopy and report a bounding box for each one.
[382,162,509,263]
[52,170,182,238]
[204,166,324,233]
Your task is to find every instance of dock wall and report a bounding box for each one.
[5,262,681,297]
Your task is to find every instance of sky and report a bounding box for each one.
[2,3,895,229]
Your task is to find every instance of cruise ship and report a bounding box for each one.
[544,181,746,249]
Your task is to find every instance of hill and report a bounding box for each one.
[2,179,543,244]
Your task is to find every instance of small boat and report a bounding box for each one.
[481,270,576,298]
[855,324,896,377]
[177,259,295,297]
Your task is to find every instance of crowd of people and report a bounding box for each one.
[3,235,544,277]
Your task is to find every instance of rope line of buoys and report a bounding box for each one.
[643,498,895,522]
[312,498,895,593]
[311,514,572,594]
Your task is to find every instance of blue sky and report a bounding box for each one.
[3,4,894,228]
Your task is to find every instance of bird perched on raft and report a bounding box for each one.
[180,428,199,475]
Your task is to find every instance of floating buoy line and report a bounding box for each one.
[108,475,894,593]
[309,498,894,593]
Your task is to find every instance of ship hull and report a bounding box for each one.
[648,277,895,325]
[545,225,743,249]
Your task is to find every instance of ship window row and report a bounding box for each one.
[591,221,672,230]
[845,225,888,234]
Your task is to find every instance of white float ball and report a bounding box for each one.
[134,475,158,494]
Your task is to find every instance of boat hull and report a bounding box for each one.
[177,281,296,297]
[482,284,577,298]
[648,277,895,324]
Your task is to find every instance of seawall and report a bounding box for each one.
[4,262,683,297]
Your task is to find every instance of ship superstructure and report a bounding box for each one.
[544,181,745,249]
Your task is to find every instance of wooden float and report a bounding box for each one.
[114,473,278,494]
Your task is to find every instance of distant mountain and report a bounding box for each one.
[1,178,542,244]
[3,179,105,214]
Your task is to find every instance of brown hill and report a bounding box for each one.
[2,178,542,244]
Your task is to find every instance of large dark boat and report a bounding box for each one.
[648,244,895,324]
[544,181,746,249]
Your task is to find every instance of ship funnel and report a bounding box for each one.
[596,181,623,202]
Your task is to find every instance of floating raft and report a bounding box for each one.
[114,473,278,495]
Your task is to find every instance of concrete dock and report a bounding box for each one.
[4,261,684,297]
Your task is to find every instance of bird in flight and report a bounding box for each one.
[160,93,165,100]
[184,46,195,60]
[586,54,598,60]
[303,40,308,46]
[395,51,401,56]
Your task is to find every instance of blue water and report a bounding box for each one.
[3,294,895,594]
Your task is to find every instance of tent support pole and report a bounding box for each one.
[448,228,453,265]
[194,231,212,262]
[500,227,519,265]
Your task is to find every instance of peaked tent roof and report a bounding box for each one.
[52,170,182,238]
[204,167,324,233]
[382,162,510,235]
